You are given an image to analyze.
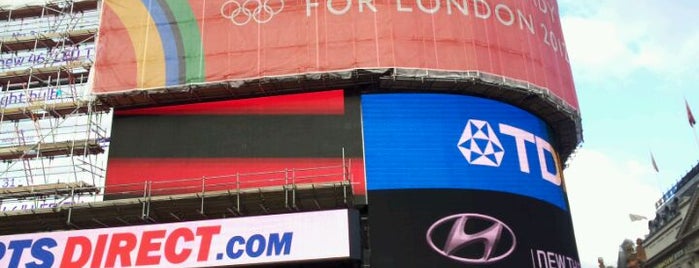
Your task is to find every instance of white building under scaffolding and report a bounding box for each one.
[0,0,110,212]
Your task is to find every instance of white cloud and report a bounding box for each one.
[564,148,661,267]
[562,17,636,80]
[560,0,699,84]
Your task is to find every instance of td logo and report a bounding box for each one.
[457,119,561,186]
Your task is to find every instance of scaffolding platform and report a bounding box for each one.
[0,138,104,160]
[0,28,96,52]
[0,181,97,199]
[0,0,98,21]
[0,181,354,235]
[0,100,109,121]
[0,62,91,86]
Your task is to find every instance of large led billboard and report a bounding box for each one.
[363,93,566,209]
[362,93,579,267]
[93,0,577,110]
[105,90,365,197]
[0,209,360,267]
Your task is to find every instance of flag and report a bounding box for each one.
[650,152,659,172]
[686,99,696,127]
[629,214,648,222]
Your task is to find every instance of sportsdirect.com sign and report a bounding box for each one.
[0,210,354,268]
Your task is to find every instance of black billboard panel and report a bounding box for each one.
[368,190,580,268]
[105,90,365,197]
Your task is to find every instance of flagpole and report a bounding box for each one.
[693,125,699,150]
[686,98,699,150]
[650,150,662,191]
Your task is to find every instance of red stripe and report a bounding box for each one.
[105,157,365,195]
[115,90,345,115]
[93,5,137,92]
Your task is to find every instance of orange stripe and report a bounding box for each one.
[104,0,166,89]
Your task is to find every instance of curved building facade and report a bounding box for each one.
[363,93,579,267]
[0,0,582,267]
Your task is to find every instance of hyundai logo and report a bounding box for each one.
[426,213,516,264]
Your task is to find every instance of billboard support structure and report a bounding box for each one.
[32,163,354,233]
[0,160,356,235]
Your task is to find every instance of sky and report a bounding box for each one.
[558,0,699,267]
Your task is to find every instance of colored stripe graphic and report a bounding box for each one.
[143,0,180,85]
[103,0,204,88]
[104,0,165,88]
[163,0,204,84]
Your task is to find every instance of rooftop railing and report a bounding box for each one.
[0,162,358,215]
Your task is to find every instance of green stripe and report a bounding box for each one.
[163,0,204,83]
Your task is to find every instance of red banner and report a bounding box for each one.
[93,0,578,109]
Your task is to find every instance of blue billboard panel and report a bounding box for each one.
[362,93,568,210]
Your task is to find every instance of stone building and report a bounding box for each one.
[643,164,699,268]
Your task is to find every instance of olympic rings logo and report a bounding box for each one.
[220,0,285,26]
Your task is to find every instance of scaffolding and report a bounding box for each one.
[0,0,108,211]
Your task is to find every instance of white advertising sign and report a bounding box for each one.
[0,209,353,267]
